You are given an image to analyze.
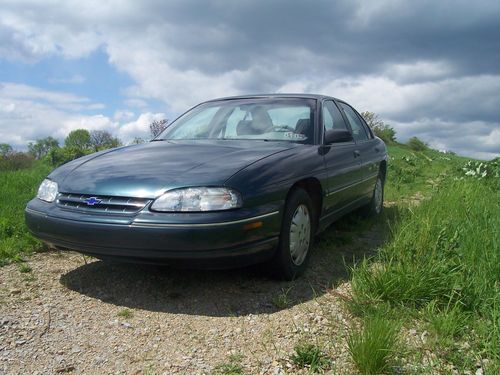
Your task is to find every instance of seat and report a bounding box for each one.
[295,118,312,140]
[236,120,255,135]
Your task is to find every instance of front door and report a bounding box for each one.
[338,102,379,199]
[321,100,361,216]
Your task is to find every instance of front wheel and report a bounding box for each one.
[271,188,314,280]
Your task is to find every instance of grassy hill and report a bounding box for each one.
[0,143,498,373]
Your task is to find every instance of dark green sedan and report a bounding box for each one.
[25,94,387,280]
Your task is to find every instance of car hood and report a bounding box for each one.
[53,140,295,197]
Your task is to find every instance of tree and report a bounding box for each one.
[90,130,121,151]
[149,119,168,138]
[28,137,59,159]
[361,111,396,143]
[64,129,91,152]
[0,143,13,157]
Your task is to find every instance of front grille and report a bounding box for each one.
[57,193,150,215]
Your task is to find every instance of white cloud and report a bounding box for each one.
[0,1,499,159]
[117,112,167,141]
[0,82,164,149]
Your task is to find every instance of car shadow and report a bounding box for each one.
[60,206,400,317]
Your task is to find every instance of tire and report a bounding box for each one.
[361,174,384,217]
[271,188,315,280]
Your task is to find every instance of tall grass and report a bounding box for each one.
[0,162,51,264]
[350,178,500,370]
[348,314,399,375]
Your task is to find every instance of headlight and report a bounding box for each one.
[37,179,58,202]
[151,187,242,212]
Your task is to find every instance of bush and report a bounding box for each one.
[0,152,35,171]
[407,137,428,151]
[361,111,397,143]
[372,124,396,144]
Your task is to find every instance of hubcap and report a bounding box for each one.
[374,179,383,214]
[289,204,311,266]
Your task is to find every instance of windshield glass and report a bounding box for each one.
[158,98,316,144]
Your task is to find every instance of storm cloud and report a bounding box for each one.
[0,0,499,158]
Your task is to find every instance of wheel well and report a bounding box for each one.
[379,160,387,182]
[289,178,323,229]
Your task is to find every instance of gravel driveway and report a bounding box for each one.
[0,214,387,374]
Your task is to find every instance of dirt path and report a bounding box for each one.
[0,215,388,375]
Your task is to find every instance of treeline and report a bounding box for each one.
[0,119,168,172]
[1,114,433,172]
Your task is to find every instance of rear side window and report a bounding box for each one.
[323,101,348,131]
[339,103,369,142]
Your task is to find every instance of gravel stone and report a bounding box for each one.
[0,226,385,374]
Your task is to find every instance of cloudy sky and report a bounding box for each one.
[1,0,499,159]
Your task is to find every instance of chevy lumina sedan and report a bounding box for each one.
[26,94,387,279]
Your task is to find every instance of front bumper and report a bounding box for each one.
[25,198,282,268]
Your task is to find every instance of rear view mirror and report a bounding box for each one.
[324,129,353,144]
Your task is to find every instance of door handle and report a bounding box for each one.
[353,150,361,158]
[374,147,380,152]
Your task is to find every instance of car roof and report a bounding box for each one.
[203,93,340,103]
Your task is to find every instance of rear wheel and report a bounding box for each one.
[271,188,314,280]
[361,174,384,217]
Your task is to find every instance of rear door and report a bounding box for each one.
[321,100,361,215]
[337,102,379,200]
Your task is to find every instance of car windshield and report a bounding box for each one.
[158,98,316,144]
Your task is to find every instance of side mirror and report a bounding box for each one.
[324,129,353,144]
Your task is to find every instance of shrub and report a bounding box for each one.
[407,137,428,151]
[372,124,396,144]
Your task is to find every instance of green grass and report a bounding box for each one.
[384,144,469,201]
[347,314,399,375]
[0,162,51,265]
[291,343,330,372]
[271,287,293,309]
[349,177,500,372]
[18,263,32,273]
[117,308,134,319]
[213,354,244,375]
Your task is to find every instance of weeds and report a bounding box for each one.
[347,314,399,375]
[291,343,330,372]
[213,354,244,375]
[18,263,32,273]
[423,300,470,340]
[272,287,293,309]
[117,308,133,319]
